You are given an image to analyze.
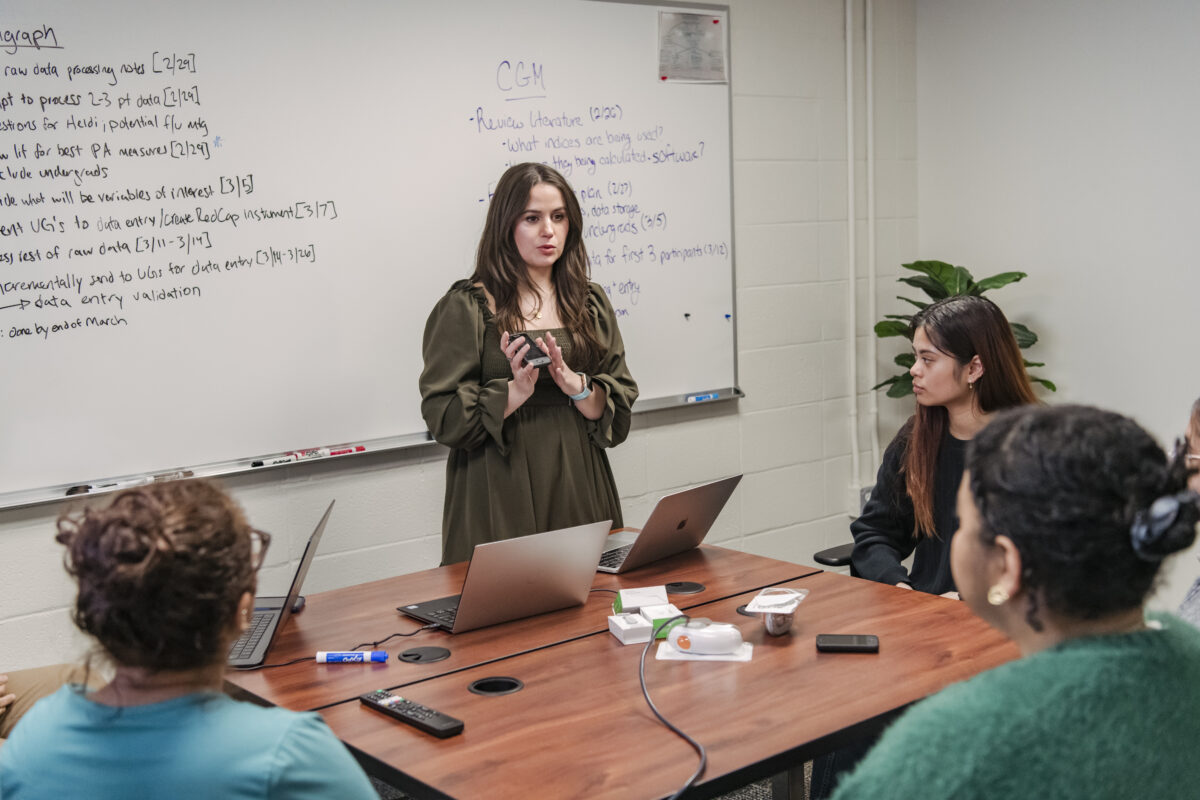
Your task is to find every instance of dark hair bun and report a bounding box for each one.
[56,480,254,671]
[1130,491,1200,561]
[967,404,1196,623]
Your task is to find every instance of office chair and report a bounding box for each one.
[813,542,854,570]
[812,485,873,574]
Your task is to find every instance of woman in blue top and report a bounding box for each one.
[0,480,377,800]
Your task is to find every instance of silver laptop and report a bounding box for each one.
[398,520,611,634]
[597,475,742,574]
[228,500,334,667]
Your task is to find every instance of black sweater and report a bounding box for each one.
[850,426,966,595]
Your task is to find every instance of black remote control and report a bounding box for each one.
[359,689,464,738]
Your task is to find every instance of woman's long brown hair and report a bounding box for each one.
[904,295,1038,537]
[471,162,602,372]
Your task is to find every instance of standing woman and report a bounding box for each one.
[850,294,1038,595]
[420,163,638,565]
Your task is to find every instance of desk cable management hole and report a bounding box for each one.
[233,624,439,671]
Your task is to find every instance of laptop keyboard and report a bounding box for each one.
[599,543,634,569]
[426,605,458,626]
[228,612,272,659]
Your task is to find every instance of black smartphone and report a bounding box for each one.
[514,333,551,366]
[815,634,879,653]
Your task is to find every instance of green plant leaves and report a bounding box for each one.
[874,320,910,338]
[898,275,950,300]
[1009,322,1038,348]
[896,296,928,310]
[899,261,1027,298]
[871,372,915,397]
[903,260,976,294]
[886,373,914,397]
[873,260,1053,396]
[972,271,1027,292]
[1030,376,1057,392]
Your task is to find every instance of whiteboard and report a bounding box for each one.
[0,0,736,502]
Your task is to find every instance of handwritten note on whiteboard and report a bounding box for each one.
[0,0,735,501]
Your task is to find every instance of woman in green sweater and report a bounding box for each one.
[833,404,1200,799]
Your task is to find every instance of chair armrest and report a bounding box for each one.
[813,542,855,567]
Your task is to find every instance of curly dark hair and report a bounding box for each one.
[967,404,1198,629]
[56,480,257,672]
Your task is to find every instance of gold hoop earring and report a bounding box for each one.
[987,585,1009,606]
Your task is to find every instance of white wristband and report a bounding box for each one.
[568,371,592,401]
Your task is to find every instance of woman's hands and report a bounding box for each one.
[895,582,960,600]
[541,331,585,397]
[543,331,606,420]
[500,331,606,421]
[501,332,539,418]
[0,674,15,715]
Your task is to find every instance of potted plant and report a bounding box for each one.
[872,260,1055,397]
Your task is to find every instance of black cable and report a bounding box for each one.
[639,614,706,799]
[590,587,620,594]
[349,624,438,651]
[233,655,314,671]
[234,624,437,670]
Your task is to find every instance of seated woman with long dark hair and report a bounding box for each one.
[813,294,1039,799]
[832,405,1200,799]
[0,481,376,799]
[851,294,1038,595]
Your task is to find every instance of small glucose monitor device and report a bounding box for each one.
[666,618,744,655]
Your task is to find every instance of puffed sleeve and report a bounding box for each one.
[267,713,377,799]
[585,283,639,448]
[850,429,918,586]
[419,281,511,453]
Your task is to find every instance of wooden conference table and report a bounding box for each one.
[225,546,1018,799]
[225,544,815,712]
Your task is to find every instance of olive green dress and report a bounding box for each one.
[419,279,639,565]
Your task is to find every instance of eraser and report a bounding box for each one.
[639,603,684,638]
[612,585,669,615]
[608,613,653,645]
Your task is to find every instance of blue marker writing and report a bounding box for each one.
[316,651,387,663]
[687,393,719,403]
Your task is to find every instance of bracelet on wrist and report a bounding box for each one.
[568,371,592,401]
